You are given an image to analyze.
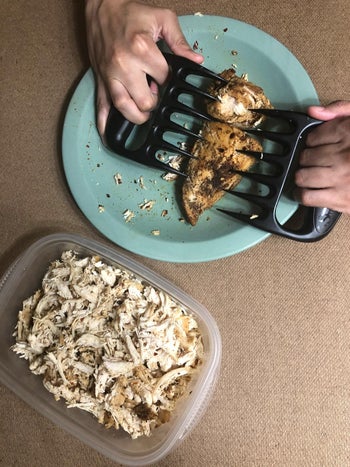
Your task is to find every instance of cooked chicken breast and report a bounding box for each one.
[182,68,272,225]
[12,251,204,439]
[182,121,262,226]
[207,69,272,127]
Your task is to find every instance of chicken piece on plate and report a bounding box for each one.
[182,121,262,226]
[207,69,273,127]
[181,67,272,225]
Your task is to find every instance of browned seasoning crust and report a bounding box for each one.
[182,122,262,226]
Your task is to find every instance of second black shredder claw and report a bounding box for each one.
[218,109,341,242]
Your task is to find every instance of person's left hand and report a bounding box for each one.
[295,100,350,214]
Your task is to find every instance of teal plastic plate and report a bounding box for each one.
[62,15,319,263]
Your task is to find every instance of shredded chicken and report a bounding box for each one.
[206,69,273,127]
[12,251,203,439]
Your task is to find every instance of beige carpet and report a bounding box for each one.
[1,1,350,465]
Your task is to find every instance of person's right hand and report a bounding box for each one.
[85,0,203,137]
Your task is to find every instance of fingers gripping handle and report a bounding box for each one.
[290,120,341,241]
[104,70,155,155]
[281,119,341,241]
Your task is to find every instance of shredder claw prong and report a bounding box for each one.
[236,149,285,166]
[244,127,291,145]
[228,168,279,187]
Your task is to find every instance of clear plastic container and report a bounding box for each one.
[0,233,221,466]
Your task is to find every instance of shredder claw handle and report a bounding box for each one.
[105,105,136,154]
[267,206,341,242]
[291,206,341,242]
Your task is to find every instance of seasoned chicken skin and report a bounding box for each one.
[207,69,273,127]
[182,122,262,226]
[182,68,272,225]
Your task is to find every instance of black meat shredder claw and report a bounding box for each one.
[104,52,227,177]
[218,109,341,242]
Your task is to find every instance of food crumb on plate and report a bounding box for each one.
[139,200,156,211]
[138,176,146,189]
[123,209,135,222]
[114,173,122,185]
[162,172,177,181]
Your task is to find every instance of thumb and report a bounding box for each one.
[169,35,204,63]
[308,100,350,121]
[158,12,204,63]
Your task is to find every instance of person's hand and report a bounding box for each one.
[295,100,350,213]
[85,0,203,137]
